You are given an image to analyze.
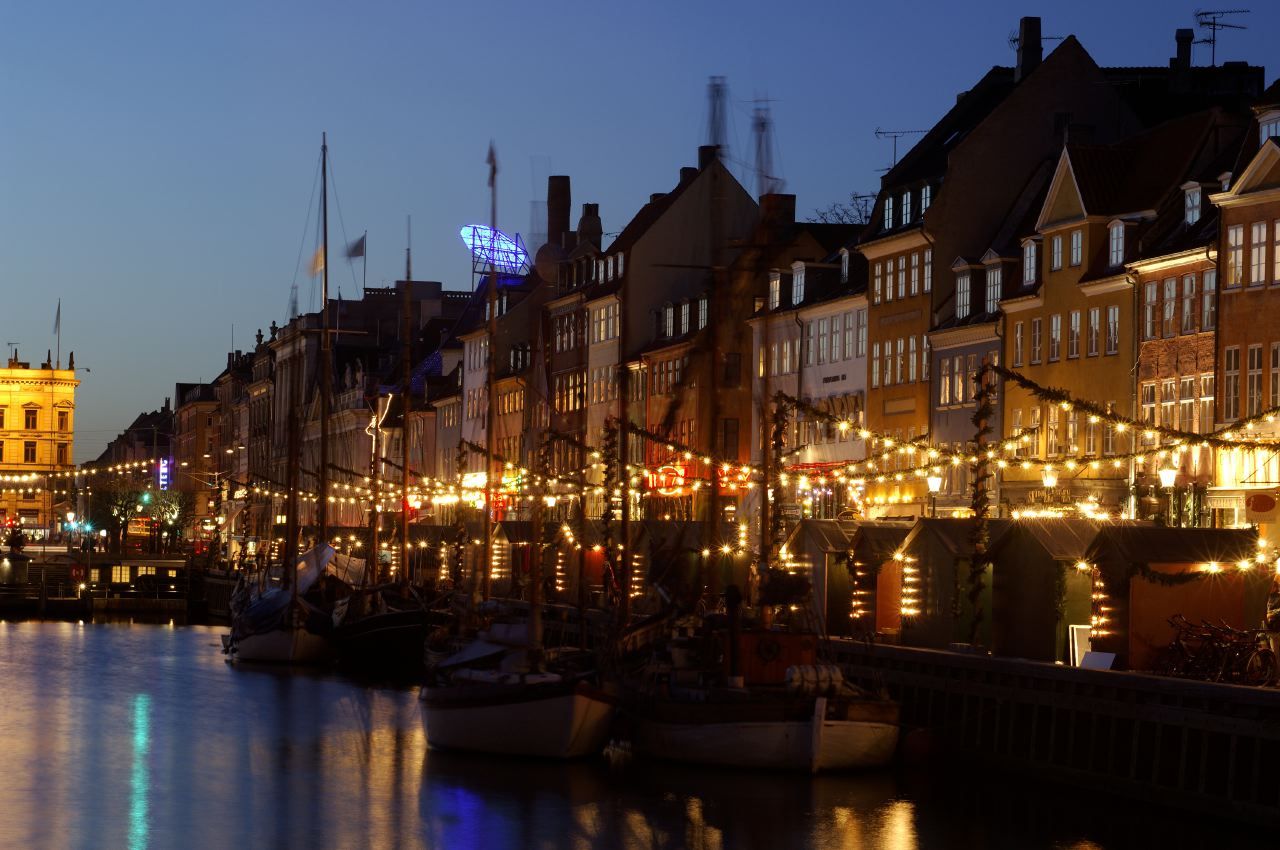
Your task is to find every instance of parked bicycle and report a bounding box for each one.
[1152,614,1276,687]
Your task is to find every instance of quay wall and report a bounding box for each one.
[826,639,1280,825]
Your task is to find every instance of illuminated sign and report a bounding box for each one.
[158,459,170,491]
[647,465,686,496]
[459,225,528,274]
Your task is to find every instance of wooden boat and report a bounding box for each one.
[631,673,899,773]
[225,544,336,664]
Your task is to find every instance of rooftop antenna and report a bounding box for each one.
[874,127,927,168]
[6,342,18,362]
[1007,30,1064,50]
[706,75,728,157]
[1195,9,1249,66]
[752,98,784,197]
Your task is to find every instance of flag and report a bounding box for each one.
[53,300,60,335]
[486,142,497,188]
[346,234,366,259]
[309,247,325,276]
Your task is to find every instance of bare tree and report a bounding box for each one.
[810,191,877,225]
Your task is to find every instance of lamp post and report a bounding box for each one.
[1041,465,1058,489]
[926,474,943,518]
[1158,465,1178,526]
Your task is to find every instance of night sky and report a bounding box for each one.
[3,0,1275,462]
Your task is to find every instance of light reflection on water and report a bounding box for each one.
[0,622,1268,850]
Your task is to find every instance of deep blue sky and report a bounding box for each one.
[3,1,1275,462]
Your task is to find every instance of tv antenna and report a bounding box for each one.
[1007,30,1064,51]
[706,76,728,158]
[1195,9,1249,66]
[5,342,18,361]
[752,99,783,197]
[874,127,926,167]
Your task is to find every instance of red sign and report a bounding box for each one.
[647,465,686,495]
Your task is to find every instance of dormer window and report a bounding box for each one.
[985,266,1002,314]
[698,295,708,329]
[616,252,625,277]
[883,196,895,231]
[956,272,971,319]
[921,185,932,213]
[1185,186,1202,225]
[1022,241,1037,286]
[663,304,674,337]
[606,256,614,280]
[768,274,781,309]
[1260,113,1280,145]
[1108,222,1126,267]
[791,263,806,304]
[840,249,849,284]
[901,192,912,225]
[679,302,690,335]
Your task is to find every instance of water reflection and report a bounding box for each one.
[0,622,1270,850]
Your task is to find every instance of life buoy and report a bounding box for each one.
[756,635,783,664]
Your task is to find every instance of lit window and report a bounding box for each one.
[1184,187,1201,225]
[923,250,932,293]
[985,267,1001,314]
[901,192,912,225]
[768,274,780,309]
[1068,310,1080,358]
[921,185,932,212]
[840,250,849,283]
[1202,270,1217,330]
[1070,230,1082,267]
[1031,318,1042,363]
[698,296,708,329]
[1049,314,1061,361]
[1050,235,1062,271]
[1226,225,1243,286]
[956,272,971,319]
[1022,242,1037,286]
[939,358,950,405]
[910,253,919,295]
[1250,221,1266,285]
[792,265,806,304]
[1108,223,1125,267]
[883,196,894,231]
[1181,274,1196,334]
[1087,307,1100,357]
[1162,277,1176,337]
[897,256,906,299]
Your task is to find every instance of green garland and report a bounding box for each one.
[967,360,995,645]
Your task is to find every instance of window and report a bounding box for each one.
[0,442,4,462]
[923,250,932,293]
[922,335,930,381]
[1185,187,1201,225]
[985,266,1001,314]
[939,358,951,405]
[24,409,36,429]
[910,253,920,295]
[679,302,690,335]
[1141,382,1156,426]
[698,296,708,329]
[57,410,68,431]
[0,409,4,429]
[1085,415,1098,455]
[1013,321,1024,367]
[956,272,971,319]
[897,256,906,299]
[617,253,624,277]
[663,304,674,337]
[1224,346,1241,420]
[1070,229,1083,267]
[1271,344,1280,410]
[967,354,979,402]
[606,256,614,280]
[112,565,130,584]
[1160,379,1176,427]
[1202,270,1217,330]
[856,309,867,357]
[1274,220,1280,284]
[1226,225,1243,286]
[871,343,880,388]
[1048,314,1061,361]
[1200,373,1215,433]
[908,336,918,382]
[1180,377,1196,431]
[1047,406,1061,455]
[1247,344,1263,416]
[1250,221,1267,285]
[1103,404,1116,455]
[1087,307,1100,356]
[1068,310,1080,358]
[792,266,806,304]
[1031,318,1043,364]
[895,338,905,384]
[805,321,816,366]
[1051,235,1063,271]
[1108,223,1125,267]
[1180,275,1196,334]
[817,318,830,363]
[1162,278,1177,337]
[902,192,912,225]
[1030,407,1042,454]
[769,274,781,309]
[953,354,965,403]
[829,315,842,361]
[883,196,894,231]
[1022,242,1037,286]
[1263,116,1280,143]
[1105,306,1120,355]
[23,441,35,463]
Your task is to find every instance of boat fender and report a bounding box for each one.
[756,635,783,663]
[785,664,845,696]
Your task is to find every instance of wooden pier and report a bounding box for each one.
[827,639,1280,825]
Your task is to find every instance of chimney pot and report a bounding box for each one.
[546,175,571,252]
[1015,17,1042,82]
[698,145,719,169]
[679,166,698,184]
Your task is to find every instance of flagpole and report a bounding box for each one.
[54,299,61,369]
[362,229,368,290]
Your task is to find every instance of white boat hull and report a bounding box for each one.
[634,697,899,773]
[230,627,333,665]
[421,682,615,759]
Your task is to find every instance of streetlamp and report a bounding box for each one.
[1041,465,1058,488]
[1158,465,1178,526]
[926,474,943,518]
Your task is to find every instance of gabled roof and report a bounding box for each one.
[849,522,912,564]
[987,518,1101,561]
[1085,525,1258,567]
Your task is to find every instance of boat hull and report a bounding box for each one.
[334,609,432,674]
[421,681,615,759]
[231,627,334,665]
[633,697,899,773]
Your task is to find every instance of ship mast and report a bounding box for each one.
[319,133,332,546]
[482,144,499,599]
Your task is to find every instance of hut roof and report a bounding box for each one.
[849,522,912,564]
[785,519,855,555]
[987,518,1102,562]
[1085,526,1258,568]
[902,517,1015,559]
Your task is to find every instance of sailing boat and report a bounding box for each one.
[225,134,341,665]
[419,145,615,757]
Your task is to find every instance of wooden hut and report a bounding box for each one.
[779,519,860,635]
[1083,526,1267,671]
[846,522,912,638]
[892,518,1014,650]
[986,518,1101,663]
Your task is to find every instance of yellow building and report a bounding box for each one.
[0,352,78,534]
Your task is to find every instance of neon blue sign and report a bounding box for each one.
[459,225,528,274]
[158,459,170,491]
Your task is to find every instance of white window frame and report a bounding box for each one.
[1108,222,1125,267]
[956,272,971,319]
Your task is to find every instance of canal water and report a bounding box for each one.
[0,621,1269,850]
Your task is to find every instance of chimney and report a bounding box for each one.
[679,166,698,184]
[1015,17,1042,82]
[698,145,719,169]
[546,175,571,252]
[1173,28,1193,69]
[760,193,796,228]
[576,203,602,250]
